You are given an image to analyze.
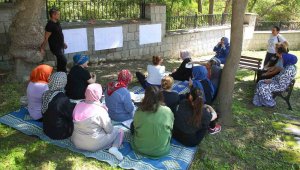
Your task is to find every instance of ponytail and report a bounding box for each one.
[188,87,203,128]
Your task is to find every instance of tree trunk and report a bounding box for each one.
[216,0,248,126]
[197,0,203,13]
[208,0,214,25]
[9,0,45,81]
[221,0,231,25]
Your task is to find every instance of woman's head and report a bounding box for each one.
[180,50,191,60]
[188,87,204,128]
[48,72,67,91]
[192,66,208,80]
[73,54,89,67]
[30,64,53,84]
[275,43,288,54]
[272,26,280,36]
[85,83,103,102]
[161,76,174,90]
[118,69,133,86]
[152,56,163,65]
[140,86,164,112]
[221,37,229,46]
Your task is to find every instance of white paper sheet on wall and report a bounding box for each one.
[94,27,123,51]
[63,28,88,54]
[139,24,162,45]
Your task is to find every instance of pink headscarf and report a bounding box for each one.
[107,69,133,96]
[73,83,107,121]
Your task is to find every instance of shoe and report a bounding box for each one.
[209,124,221,134]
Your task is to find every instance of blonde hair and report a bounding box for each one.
[161,76,174,90]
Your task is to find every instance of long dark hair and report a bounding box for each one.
[139,86,164,112]
[188,87,204,128]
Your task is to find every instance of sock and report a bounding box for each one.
[109,147,123,161]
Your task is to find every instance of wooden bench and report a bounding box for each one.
[273,79,296,110]
[239,56,263,82]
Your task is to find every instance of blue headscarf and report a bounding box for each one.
[73,54,89,65]
[222,37,230,47]
[282,53,298,67]
[192,66,215,103]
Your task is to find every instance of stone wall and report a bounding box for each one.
[0,3,259,69]
[247,31,300,51]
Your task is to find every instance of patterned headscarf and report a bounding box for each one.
[30,64,53,84]
[41,72,67,114]
[282,53,298,67]
[180,50,191,60]
[107,69,132,96]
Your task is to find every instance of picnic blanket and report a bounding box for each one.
[0,81,197,170]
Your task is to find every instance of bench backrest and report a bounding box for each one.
[239,56,263,71]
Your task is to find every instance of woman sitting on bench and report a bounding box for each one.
[257,43,288,82]
[253,53,298,107]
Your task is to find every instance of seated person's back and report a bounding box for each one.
[161,76,179,113]
[131,86,174,158]
[42,72,75,140]
[105,70,135,122]
[27,64,53,120]
[170,50,192,81]
[65,54,96,100]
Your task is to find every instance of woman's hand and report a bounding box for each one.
[264,79,272,84]
[188,77,193,87]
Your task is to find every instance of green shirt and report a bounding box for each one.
[131,105,174,158]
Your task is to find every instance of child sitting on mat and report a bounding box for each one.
[71,83,124,160]
[136,56,165,89]
[161,76,180,114]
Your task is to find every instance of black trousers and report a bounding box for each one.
[263,52,276,66]
[53,50,67,72]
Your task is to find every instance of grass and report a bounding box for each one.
[0,51,299,169]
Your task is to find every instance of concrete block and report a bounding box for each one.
[121,50,130,58]
[123,25,129,33]
[155,46,161,53]
[130,49,139,57]
[134,32,139,40]
[128,41,138,49]
[143,47,150,55]
[155,6,160,14]
[114,52,122,60]
[160,6,166,14]
[127,33,135,41]
[128,24,137,33]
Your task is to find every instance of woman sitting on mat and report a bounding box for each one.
[131,86,174,158]
[189,66,215,105]
[173,87,221,147]
[27,64,53,121]
[161,76,180,114]
[71,83,124,160]
[65,54,96,101]
[253,53,298,107]
[170,50,192,81]
[105,69,135,122]
[205,58,222,92]
[136,56,165,89]
[42,72,75,140]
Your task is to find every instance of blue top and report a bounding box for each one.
[104,87,136,122]
[213,37,230,64]
[192,66,215,104]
